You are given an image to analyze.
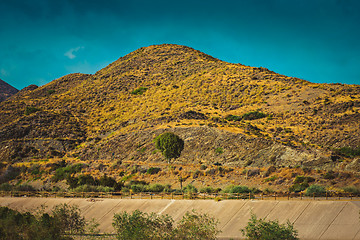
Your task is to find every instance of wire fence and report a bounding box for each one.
[1,191,360,201]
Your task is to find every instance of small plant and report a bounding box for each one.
[242,111,267,120]
[47,89,56,95]
[215,147,224,154]
[334,146,360,158]
[131,87,148,95]
[147,167,161,175]
[264,175,278,182]
[183,184,198,193]
[24,106,41,115]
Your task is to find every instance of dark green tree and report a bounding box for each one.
[154,132,184,163]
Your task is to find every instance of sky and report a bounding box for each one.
[1,0,360,90]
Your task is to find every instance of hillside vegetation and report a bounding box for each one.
[0,44,359,192]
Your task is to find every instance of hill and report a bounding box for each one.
[0,79,18,102]
[0,44,359,192]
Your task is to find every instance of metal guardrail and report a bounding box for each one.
[1,191,359,201]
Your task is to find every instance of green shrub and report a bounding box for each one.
[215,147,224,154]
[24,106,41,115]
[146,183,165,192]
[147,167,161,174]
[0,204,89,239]
[225,115,242,121]
[334,146,360,158]
[0,183,13,191]
[51,203,86,235]
[113,209,173,240]
[14,184,36,191]
[264,175,278,182]
[131,87,148,95]
[200,186,215,194]
[112,210,220,240]
[72,185,114,192]
[293,176,315,184]
[174,210,220,240]
[342,186,360,194]
[305,185,326,196]
[289,182,309,192]
[183,184,198,193]
[241,213,299,240]
[52,163,83,182]
[47,89,56,95]
[242,111,267,120]
[222,185,251,194]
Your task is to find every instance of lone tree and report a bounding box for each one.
[154,132,184,163]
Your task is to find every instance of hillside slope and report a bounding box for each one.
[0,44,359,174]
[0,79,18,102]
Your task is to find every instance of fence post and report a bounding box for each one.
[249,192,251,200]
[326,192,328,200]
[287,192,290,200]
[300,192,302,200]
[274,193,277,200]
[313,193,315,200]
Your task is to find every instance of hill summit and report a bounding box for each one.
[0,79,18,102]
[0,44,360,173]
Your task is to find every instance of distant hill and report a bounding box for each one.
[0,44,359,172]
[0,79,18,102]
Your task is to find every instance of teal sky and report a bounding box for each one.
[1,0,360,90]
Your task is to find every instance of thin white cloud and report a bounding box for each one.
[64,46,84,59]
[0,68,9,77]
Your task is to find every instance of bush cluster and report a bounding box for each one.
[225,111,267,122]
[113,209,220,240]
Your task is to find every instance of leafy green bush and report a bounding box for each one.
[215,147,224,154]
[71,184,114,192]
[241,213,299,240]
[52,163,84,182]
[342,186,360,194]
[113,209,173,240]
[0,183,12,191]
[200,186,216,194]
[131,87,148,95]
[289,175,315,192]
[183,184,198,193]
[222,185,251,194]
[14,184,36,191]
[225,115,242,121]
[24,106,41,115]
[174,210,220,240]
[147,167,161,174]
[154,132,184,162]
[305,185,326,196]
[146,183,165,192]
[51,203,86,235]
[334,146,360,158]
[242,111,267,120]
[112,210,219,240]
[0,204,89,240]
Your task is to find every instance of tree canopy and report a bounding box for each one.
[154,132,184,161]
